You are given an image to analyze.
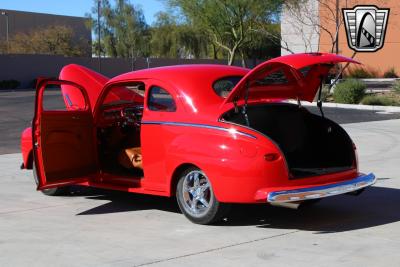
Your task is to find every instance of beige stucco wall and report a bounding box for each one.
[281,0,400,76]
[319,0,400,76]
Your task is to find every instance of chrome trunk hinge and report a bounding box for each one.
[242,80,250,127]
[317,75,325,118]
[233,96,239,114]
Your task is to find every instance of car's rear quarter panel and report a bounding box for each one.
[142,118,360,203]
[141,122,289,203]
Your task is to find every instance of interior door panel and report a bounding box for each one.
[40,112,97,181]
[34,79,97,189]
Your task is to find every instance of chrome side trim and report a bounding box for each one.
[267,173,376,203]
[141,121,257,139]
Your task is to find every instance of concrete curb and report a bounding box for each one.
[288,100,400,113]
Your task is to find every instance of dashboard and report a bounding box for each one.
[98,104,143,128]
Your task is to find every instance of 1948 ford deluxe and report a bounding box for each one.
[20,53,376,224]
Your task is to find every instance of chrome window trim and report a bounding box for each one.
[141,121,257,139]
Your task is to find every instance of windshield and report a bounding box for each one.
[102,83,145,107]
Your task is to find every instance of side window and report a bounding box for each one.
[42,83,87,111]
[148,86,176,112]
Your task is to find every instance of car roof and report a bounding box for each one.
[107,64,249,118]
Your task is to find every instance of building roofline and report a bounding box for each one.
[0,8,89,20]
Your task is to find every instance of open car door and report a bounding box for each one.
[222,53,360,105]
[33,79,97,190]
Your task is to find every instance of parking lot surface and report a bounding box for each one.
[1,117,399,266]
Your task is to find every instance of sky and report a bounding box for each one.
[0,0,167,24]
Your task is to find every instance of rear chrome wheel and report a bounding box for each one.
[176,167,230,224]
[182,170,212,217]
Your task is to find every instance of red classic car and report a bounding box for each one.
[21,53,376,224]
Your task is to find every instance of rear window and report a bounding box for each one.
[256,69,289,85]
[299,66,311,77]
[213,76,243,98]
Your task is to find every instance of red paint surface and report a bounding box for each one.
[21,53,366,203]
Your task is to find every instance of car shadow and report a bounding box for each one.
[222,184,400,233]
[72,187,180,215]
[73,183,400,233]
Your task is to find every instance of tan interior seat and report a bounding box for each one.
[118,147,142,169]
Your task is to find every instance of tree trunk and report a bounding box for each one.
[240,50,247,68]
[227,46,237,66]
[227,52,235,65]
[212,44,218,59]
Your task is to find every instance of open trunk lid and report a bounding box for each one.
[223,53,359,104]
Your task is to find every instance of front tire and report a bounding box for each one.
[32,158,69,196]
[176,167,230,224]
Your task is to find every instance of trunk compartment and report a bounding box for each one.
[222,103,355,179]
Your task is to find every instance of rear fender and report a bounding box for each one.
[163,126,287,202]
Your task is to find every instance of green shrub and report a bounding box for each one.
[346,67,378,78]
[383,67,399,78]
[333,79,366,104]
[0,80,20,89]
[361,95,400,106]
[393,80,400,94]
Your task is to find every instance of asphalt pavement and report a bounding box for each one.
[0,90,66,154]
[0,119,399,266]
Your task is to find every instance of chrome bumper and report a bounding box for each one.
[267,173,376,203]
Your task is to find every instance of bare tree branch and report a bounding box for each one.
[329,51,358,91]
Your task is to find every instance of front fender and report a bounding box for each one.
[21,127,33,169]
